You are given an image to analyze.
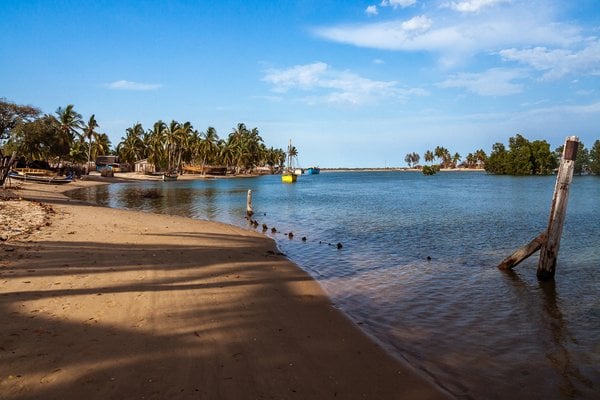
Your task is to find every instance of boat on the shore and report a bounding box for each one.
[307,166,320,175]
[162,172,178,181]
[8,169,73,184]
[282,140,298,183]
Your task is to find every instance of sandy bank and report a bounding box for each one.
[0,180,448,399]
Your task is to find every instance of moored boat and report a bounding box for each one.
[8,170,73,184]
[306,166,320,175]
[281,173,297,183]
[162,173,178,181]
[282,139,298,183]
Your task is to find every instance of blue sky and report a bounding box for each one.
[1,0,599,167]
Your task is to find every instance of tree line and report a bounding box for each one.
[486,134,600,175]
[0,98,287,174]
[405,134,600,176]
[404,147,487,169]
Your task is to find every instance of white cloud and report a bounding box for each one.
[380,0,417,8]
[313,2,581,67]
[499,42,600,80]
[401,15,432,31]
[262,62,427,105]
[366,5,378,16]
[437,68,525,95]
[106,80,162,91]
[448,0,510,13]
[373,58,385,64]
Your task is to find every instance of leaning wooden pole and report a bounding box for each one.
[537,136,579,280]
[498,232,546,270]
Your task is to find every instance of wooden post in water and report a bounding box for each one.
[498,232,546,270]
[246,189,254,217]
[537,136,579,280]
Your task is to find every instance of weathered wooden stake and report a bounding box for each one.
[498,232,546,270]
[537,136,579,280]
[246,189,254,217]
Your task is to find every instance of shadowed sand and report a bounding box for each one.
[0,180,449,399]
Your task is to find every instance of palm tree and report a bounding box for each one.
[82,114,99,169]
[117,123,145,163]
[54,105,83,165]
[452,152,461,168]
[147,120,168,171]
[199,126,220,173]
[424,150,434,165]
[465,153,476,168]
[475,149,487,168]
[218,140,235,171]
[93,133,111,158]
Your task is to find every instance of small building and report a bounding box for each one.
[95,155,119,171]
[134,159,154,174]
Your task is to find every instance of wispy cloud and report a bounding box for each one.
[313,2,581,67]
[262,62,427,105]
[367,0,416,14]
[106,80,163,91]
[380,0,417,8]
[446,0,511,13]
[437,68,525,95]
[365,5,378,16]
[499,41,600,80]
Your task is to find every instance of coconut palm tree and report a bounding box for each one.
[82,114,99,169]
[147,120,168,171]
[424,150,434,165]
[117,123,145,163]
[199,126,220,173]
[218,140,235,171]
[93,133,111,158]
[452,152,461,168]
[475,149,487,168]
[54,105,83,165]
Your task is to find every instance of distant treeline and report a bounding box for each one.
[406,134,600,175]
[486,134,600,175]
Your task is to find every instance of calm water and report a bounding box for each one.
[69,172,600,399]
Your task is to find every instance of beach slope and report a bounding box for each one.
[0,181,448,399]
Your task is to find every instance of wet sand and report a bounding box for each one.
[0,179,449,399]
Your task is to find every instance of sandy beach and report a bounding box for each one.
[0,178,448,399]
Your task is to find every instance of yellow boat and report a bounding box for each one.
[281,172,297,183]
[282,139,298,183]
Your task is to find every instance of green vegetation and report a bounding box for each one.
[486,134,557,175]
[404,152,420,168]
[591,140,600,175]
[486,134,600,175]
[408,146,486,171]
[422,165,440,175]
[1,99,286,174]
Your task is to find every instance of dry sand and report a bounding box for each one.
[0,179,449,399]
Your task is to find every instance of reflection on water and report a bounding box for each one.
[68,172,600,399]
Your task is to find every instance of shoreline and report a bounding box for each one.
[1,180,449,399]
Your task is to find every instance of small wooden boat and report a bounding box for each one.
[8,170,73,184]
[306,166,320,175]
[162,173,178,181]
